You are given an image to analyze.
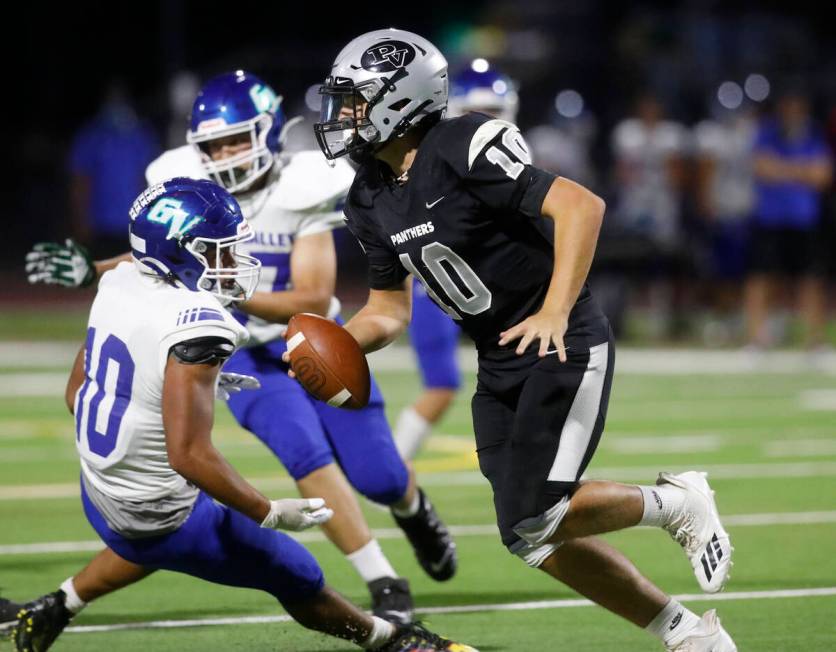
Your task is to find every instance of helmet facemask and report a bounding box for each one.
[188,112,277,193]
[185,223,261,305]
[315,77,385,160]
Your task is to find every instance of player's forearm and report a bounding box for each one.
[94,253,132,278]
[541,177,605,316]
[169,443,271,523]
[239,290,332,324]
[344,308,407,353]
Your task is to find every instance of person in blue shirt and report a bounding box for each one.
[68,82,161,257]
[745,86,832,349]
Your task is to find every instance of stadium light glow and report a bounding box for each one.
[492,80,508,94]
[471,58,489,73]
[717,81,743,109]
[555,89,583,118]
[744,74,770,102]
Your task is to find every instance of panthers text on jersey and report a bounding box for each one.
[344,112,603,350]
[146,147,356,346]
[75,262,249,502]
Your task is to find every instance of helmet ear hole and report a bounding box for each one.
[388,98,410,111]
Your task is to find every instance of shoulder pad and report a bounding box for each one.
[146,146,206,186]
[170,336,235,365]
[426,113,514,176]
[271,151,355,211]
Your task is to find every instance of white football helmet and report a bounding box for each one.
[314,28,448,160]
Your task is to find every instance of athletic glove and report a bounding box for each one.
[216,372,261,401]
[25,239,96,288]
[261,497,334,531]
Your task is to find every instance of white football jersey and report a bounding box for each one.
[76,262,249,502]
[146,146,356,346]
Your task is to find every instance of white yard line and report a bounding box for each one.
[5,460,836,501]
[2,511,835,556]
[63,586,836,634]
[799,389,836,411]
[0,372,67,397]
[3,344,836,379]
[606,434,723,454]
[764,438,836,457]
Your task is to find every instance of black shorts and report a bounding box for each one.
[748,224,824,277]
[472,317,614,549]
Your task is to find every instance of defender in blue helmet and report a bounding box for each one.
[13,178,476,652]
[128,177,260,301]
[447,61,519,123]
[24,69,459,634]
[186,71,285,193]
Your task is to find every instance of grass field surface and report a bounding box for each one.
[1,336,835,650]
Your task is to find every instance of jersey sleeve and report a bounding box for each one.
[156,298,249,374]
[442,117,556,218]
[343,204,409,290]
[296,197,347,238]
[145,146,206,186]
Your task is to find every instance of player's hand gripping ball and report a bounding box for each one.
[285,313,371,409]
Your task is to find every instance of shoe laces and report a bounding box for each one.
[663,510,700,554]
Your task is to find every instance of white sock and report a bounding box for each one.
[645,599,700,648]
[360,615,397,649]
[393,407,431,460]
[346,539,397,583]
[390,489,421,518]
[638,484,686,528]
[60,578,87,615]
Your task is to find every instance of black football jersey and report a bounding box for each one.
[344,112,602,349]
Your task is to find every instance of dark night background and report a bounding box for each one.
[6,0,836,335]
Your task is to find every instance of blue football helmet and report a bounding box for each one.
[448,62,519,123]
[186,71,286,193]
[129,177,261,303]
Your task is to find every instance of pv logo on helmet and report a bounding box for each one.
[360,40,416,72]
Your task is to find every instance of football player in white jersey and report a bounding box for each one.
[12,178,475,652]
[24,71,457,626]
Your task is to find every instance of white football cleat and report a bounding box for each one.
[657,471,733,593]
[667,610,737,651]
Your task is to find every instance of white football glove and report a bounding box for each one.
[25,239,96,287]
[261,497,334,532]
[215,372,261,401]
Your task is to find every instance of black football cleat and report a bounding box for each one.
[392,489,457,582]
[1,597,24,636]
[13,590,72,652]
[368,577,414,625]
[372,622,478,651]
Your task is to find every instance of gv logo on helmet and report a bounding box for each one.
[146,198,205,242]
[360,40,416,72]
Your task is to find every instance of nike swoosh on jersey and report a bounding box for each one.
[425,196,445,209]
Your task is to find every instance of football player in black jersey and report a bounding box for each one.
[308,28,737,651]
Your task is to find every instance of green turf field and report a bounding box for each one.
[1,338,836,650]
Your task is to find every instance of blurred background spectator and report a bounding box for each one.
[608,92,692,338]
[692,94,758,345]
[744,84,832,350]
[67,82,160,258]
[6,1,836,349]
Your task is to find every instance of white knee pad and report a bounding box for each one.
[512,496,571,547]
[509,496,571,568]
[510,539,562,568]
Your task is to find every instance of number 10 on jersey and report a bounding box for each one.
[400,242,492,320]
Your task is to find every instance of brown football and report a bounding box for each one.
[285,313,371,409]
